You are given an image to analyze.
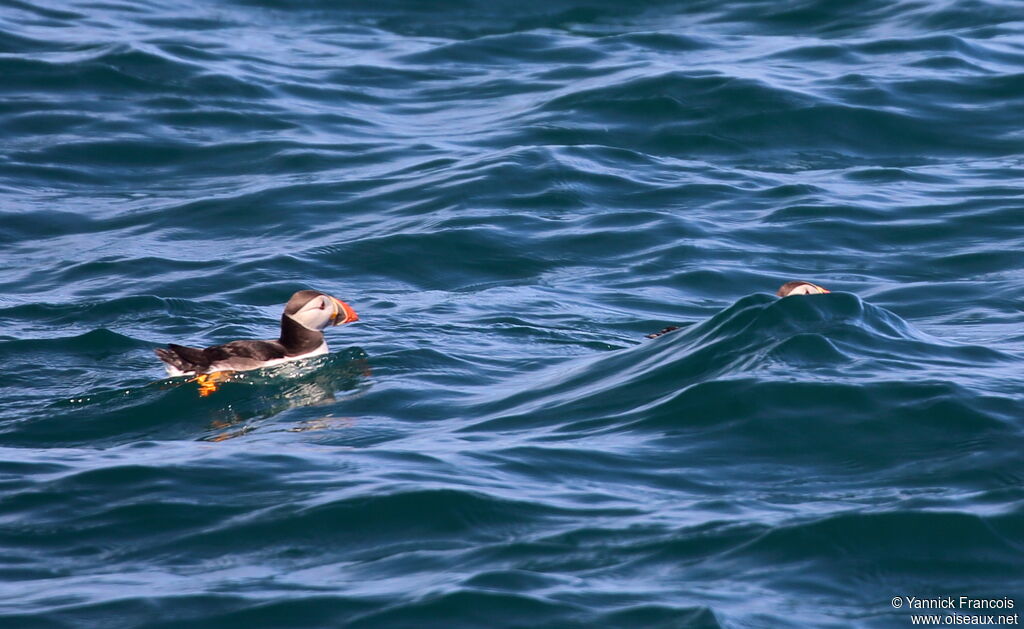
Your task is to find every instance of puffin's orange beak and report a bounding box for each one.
[820,288,831,294]
[330,297,358,325]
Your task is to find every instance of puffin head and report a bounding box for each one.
[284,290,358,331]
[776,281,830,297]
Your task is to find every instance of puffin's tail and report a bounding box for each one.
[155,344,206,376]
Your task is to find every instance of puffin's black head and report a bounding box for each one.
[283,290,358,331]
[776,281,830,297]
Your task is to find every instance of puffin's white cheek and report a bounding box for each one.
[309,310,331,329]
[292,306,333,330]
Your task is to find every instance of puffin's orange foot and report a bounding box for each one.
[190,371,233,397]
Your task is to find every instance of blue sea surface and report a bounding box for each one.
[1,1,1023,627]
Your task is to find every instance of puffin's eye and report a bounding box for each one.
[319,300,326,310]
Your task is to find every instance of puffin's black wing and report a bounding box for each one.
[156,340,286,374]
[204,340,286,364]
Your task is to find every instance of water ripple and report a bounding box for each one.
[2,0,1023,627]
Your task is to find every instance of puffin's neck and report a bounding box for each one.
[279,315,325,355]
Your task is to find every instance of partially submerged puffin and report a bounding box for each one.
[645,281,831,338]
[155,290,358,377]
[775,281,830,296]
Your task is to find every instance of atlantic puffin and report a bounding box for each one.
[155,290,358,377]
[775,281,830,296]
[644,281,832,339]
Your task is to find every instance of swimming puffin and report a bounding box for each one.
[155,290,358,377]
[645,281,832,339]
[776,281,830,296]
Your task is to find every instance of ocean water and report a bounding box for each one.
[1,0,1023,627]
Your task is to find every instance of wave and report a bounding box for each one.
[465,292,1020,433]
[220,0,1024,40]
[527,68,1024,159]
